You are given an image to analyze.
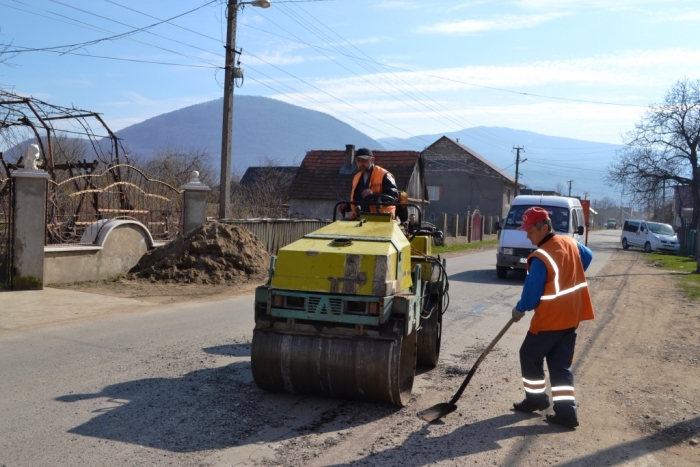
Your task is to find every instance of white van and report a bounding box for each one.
[496,195,586,278]
[620,219,680,254]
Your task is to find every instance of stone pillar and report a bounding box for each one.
[452,214,459,237]
[11,144,50,290]
[180,171,211,236]
[440,213,447,236]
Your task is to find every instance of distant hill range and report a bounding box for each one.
[379,127,623,199]
[115,95,383,172]
[3,95,623,201]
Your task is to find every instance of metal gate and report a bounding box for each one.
[470,209,483,242]
[46,164,182,245]
[0,176,12,289]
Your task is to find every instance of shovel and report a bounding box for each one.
[418,317,516,423]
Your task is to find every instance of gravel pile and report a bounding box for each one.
[129,222,271,284]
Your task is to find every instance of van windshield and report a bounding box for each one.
[504,205,570,232]
[647,222,674,236]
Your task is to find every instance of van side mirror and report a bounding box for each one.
[577,226,584,235]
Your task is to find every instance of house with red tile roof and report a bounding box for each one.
[422,136,523,222]
[289,145,428,219]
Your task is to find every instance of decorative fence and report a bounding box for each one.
[0,177,12,288]
[46,164,182,245]
[220,218,332,253]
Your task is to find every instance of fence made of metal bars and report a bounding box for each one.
[46,164,182,245]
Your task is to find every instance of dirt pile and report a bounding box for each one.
[129,222,271,284]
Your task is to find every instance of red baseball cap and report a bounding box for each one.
[518,206,550,231]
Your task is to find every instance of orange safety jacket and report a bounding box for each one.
[526,235,594,334]
[349,166,396,218]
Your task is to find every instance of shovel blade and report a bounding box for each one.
[418,402,457,423]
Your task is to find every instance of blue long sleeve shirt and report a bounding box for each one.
[516,238,593,312]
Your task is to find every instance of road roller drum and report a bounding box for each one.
[251,318,417,406]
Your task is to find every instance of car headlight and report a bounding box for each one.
[502,247,514,255]
[653,234,659,240]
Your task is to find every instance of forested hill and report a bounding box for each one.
[115,95,383,171]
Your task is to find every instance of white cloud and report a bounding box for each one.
[417,12,569,35]
[513,0,682,10]
[664,10,700,21]
[255,48,700,145]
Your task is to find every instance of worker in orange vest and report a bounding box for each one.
[338,148,398,219]
[511,206,595,429]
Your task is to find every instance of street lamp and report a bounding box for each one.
[219,0,271,219]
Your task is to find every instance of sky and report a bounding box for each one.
[1,0,700,200]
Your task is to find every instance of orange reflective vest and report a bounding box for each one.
[526,235,594,334]
[349,166,396,218]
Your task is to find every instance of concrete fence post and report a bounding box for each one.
[11,144,50,290]
[180,171,211,236]
[440,213,447,236]
[452,214,459,237]
[466,211,472,242]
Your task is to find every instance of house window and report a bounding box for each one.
[427,186,441,201]
[506,188,511,202]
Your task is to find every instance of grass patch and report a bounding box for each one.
[433,238,499,254]
[647,253,700,301]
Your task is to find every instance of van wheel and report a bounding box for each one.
[622,238,629,250]
[644,242,652,253]
[496,266,507,279]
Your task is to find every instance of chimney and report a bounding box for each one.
[340,144,355,174]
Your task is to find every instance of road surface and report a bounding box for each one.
[1,230,698,466]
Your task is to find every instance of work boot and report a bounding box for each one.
[513,399,550,413]
[546,413,579,429]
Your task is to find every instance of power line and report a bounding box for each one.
[3,0,219,55]
[237,20,646,109]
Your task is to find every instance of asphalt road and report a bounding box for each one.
[0,231,621,466]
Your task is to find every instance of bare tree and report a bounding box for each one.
[553,181,566,196]
[0,26,17,70]
[594,196,616,211]
[607,78,700,269]
[135,146,217,189]
[230,156,296,219]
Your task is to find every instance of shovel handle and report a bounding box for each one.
[448,317,516,406]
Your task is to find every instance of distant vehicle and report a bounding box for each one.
[496,195,586,279]
[620,220,679,254]
[606,219,618,229]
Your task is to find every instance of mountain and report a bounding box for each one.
[115,95,383,172]
[379,127,623,200]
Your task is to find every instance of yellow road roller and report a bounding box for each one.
[251,202,448,406]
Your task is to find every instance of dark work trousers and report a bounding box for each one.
[520,327,578,420]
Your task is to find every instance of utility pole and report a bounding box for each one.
[219,0,239,219]
[567,180,573,197]
[513,146,525,197]
[218,0,271,219]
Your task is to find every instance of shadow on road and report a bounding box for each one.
[449,268,525,284]
[203,343,251,357]
[55,346,397,453]
[324,412,556,467]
